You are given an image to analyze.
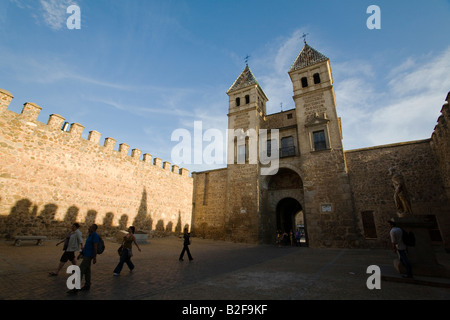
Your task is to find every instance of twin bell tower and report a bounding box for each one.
[217,40,359,246]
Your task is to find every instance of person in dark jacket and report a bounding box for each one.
[179,228,193,261]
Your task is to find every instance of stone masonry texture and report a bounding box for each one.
[0,92,193,240]
[191,86,450,249]
[1,86,449,250]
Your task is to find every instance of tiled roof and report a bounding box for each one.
[289,43,329,72]
[227,64,259,93]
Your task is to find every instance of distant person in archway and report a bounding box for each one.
[295,228,301,247]
[276,230,282,247]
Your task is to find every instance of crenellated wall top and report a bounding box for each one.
[0,88,190,178]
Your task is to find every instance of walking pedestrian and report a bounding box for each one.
[295,229,301,247]
[276,230,281,247]
[113,226,141,276]
[67,224,99,293]
[179,228,193,261]
[388,220,413,278]
[49,223,83,276]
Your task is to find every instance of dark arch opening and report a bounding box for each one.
[276,198,301,232]
[276,198,306,246]
[301,77,308,88]
[313,73,321,84]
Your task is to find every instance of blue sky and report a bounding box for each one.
[1,0,449,173]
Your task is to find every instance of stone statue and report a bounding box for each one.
[388,168,413,216]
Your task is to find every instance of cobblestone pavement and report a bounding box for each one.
[1,236,450,301]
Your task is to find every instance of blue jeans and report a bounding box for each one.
[114,249,134,274]
[398,249,412,276]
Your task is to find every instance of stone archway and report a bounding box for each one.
[276,198,301,234]
[260,168,306,245]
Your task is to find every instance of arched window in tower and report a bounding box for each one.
[236,97,240,107]
[245,95,250,104]
[301,77,308,88]
[313,73,321,84]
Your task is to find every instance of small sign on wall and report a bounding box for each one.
[321,203,333,213]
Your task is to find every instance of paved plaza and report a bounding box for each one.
[1,235,449,302]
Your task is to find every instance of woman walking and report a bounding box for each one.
[113,226,141,276]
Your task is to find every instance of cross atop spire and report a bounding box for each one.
[244,54,251,65]
[301,32,309,44]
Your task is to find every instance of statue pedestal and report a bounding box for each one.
[393,216,450,278]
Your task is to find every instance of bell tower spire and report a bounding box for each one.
[224,62,268,243]
[288,41,340,153]
[288,41,358,247]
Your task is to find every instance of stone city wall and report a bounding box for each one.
[191,168,227,239]
[345,139,450,249]
[0,89,193,240]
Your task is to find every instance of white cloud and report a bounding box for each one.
[338,46,450,150]
[39,0,76,30]
[256,29,309,113]
[8,0,33,9]
[273,29,305,75]
[389,50,450,97]
[11,0,77,30]
[248,29,449,151]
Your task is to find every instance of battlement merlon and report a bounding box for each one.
[163,161,171,171]
[0,88,191,178]
[88,130,101,144]
[69,123,85,138]
[48,114,65,130]
[143,153,152,163]
[132,148,142,159]
[21,102,42,122]
[118,143,130,156]
[0,88,14,112]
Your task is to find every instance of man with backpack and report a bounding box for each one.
[68,224,100,293]
[388,220,413,278]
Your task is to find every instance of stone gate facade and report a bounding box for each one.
[1,42,449,250]
[191,43,450,250]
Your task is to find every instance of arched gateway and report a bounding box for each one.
[260,168,307,245]
[191,41,449,248]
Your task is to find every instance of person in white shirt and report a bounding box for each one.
[49,223,83,276]
[388,220,413,278]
